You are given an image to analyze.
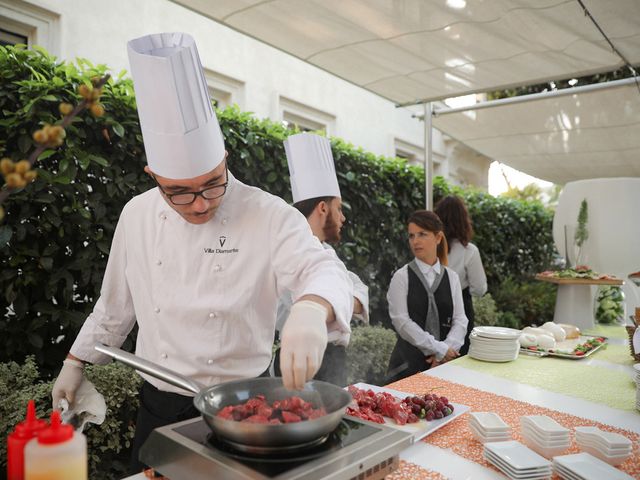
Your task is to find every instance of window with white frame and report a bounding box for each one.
[279,96,335,135]
[203,69,245,110]
[0,1,59,52]
[394,138,425,167]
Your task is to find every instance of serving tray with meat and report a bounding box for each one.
[345,383,469,441]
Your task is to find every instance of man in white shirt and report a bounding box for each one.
[49,33,351,472]
[274,133,369,386]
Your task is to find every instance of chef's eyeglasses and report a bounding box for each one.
[153,164,229,206]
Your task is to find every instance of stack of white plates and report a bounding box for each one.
[469,326,521,362]
[468,412,511,443]
[634,364,640,412]
[483,440,552,479]
[520,415,570,458]
[553,452,634,480]
[575,426,632,466]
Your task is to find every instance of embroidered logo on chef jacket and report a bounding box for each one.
[204,236,239,254]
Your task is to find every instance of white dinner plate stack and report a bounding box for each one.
[468,412,511,443]
[552,452,634,480]
[520,415,570,458]
[574,426,632,466]
[468,326,521,362]
[634,364,640,412]
[483,440,552,479]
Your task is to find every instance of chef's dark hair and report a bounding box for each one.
[407,210,449,266]
[293,196,336,219]
[434,195,473,252]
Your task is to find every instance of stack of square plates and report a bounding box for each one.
[520,415,570,458]
[483,440,552,479]
[575,426,632,466]
[468,412,511,443]
[553,452,633,480]
[634,364,640,412]
[469,326,521,362]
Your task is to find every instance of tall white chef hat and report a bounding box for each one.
[284,133,341,204]
[127,32,225,179]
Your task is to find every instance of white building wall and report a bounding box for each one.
[1,0,490,188]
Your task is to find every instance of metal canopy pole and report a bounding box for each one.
[424,102,433,210]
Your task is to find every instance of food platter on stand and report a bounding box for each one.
[347,383,470,441]
[520,335,607,360]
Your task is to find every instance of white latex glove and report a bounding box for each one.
[52,358,85,410]
[280,300,328,390]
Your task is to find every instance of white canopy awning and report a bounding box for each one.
[172,0,640,104]
[432,79,640,184]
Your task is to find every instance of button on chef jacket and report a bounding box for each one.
[70,172,352,394]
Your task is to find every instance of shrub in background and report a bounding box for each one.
[346,325,397,386]
[0,356,142,480]
[472,294,500,327]
[490,277,557,327]
[1,45,556,374]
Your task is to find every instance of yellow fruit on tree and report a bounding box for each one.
[5,172,26,189]
[15,160,31,175]
[90,103,105,117]
[59,102,73,116]
[1,157,15,176]
[33,129,48,144]
[24,170,38,182]
[90,87,102,100]
[50,125,65,141]
[78,84,92,99]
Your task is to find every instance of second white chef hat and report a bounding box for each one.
[127,32,225,179]
[284,133,341,204]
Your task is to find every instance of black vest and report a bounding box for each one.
[387,266,454,382]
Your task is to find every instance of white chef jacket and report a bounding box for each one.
[276,243,369,347]
[70,172,352,394]
[447,240,487,297]
[387,259,468,361]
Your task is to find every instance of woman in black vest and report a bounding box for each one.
[386,210,469,383]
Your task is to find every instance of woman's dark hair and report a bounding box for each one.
[293,196,335,218]
[407,210,448,265]
[434,195,473,251]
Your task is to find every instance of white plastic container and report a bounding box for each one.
[24,410,87,480]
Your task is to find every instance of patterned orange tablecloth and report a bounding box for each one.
[386,374,640,479]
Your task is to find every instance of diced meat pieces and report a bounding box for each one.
[215,395,326,423]
[346,386,418,425]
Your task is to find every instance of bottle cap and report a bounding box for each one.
[37,411,73,444]
[12,400,48,439]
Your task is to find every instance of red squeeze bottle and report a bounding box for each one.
[7,400,48,480]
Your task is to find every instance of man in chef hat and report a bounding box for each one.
[274,132,369,386]
[50,33,352,471]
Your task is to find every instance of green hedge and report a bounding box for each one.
[0,45,555,374]
[0,356,142,480]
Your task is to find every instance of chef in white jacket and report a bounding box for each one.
[274,133,369,386]
[49,33,351,472]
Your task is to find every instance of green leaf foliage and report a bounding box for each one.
[1,45,556,375]
[0,45,151,376]
[346,325,397,386]
[0,356,142,480]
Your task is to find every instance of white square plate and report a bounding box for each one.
[553,453,634,480]
[347,383,469,441]
[483,450,551,479]
[469,412,511,432]
[485,440,552,470]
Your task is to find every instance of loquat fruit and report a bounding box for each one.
[59,102,74,116]
[1,157,15,176]
[23,170,38,182]
[78,84,92,99]
[90,103,105,117]
[14,160,31,175]
[5,172,26,189]
[33,129,48,144]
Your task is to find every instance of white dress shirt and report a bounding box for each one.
[276,242,369,347]
[447,240,487,297]
[387,258,468,361]
[70,173,352,394]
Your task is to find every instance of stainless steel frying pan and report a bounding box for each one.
[95,344,352,449]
